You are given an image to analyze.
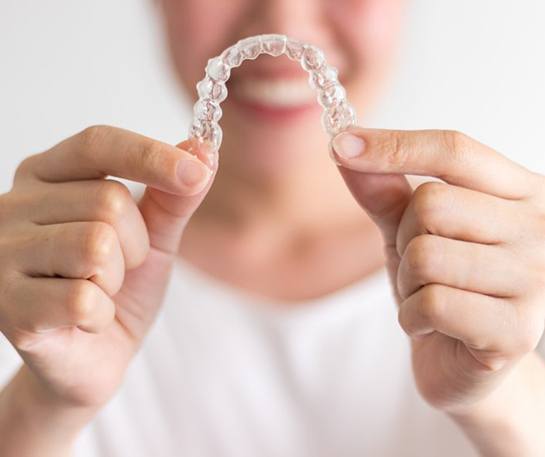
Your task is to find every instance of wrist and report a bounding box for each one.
[0,366,99,457]
[447,351,545,456]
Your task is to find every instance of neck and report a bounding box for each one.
[180,141,386,302]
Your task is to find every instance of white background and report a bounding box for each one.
[1,1,544,192]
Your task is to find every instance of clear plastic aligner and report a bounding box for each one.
[189,34,357,164]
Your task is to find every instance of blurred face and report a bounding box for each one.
[161,0,404,176]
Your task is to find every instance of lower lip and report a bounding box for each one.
[229,90,320,123]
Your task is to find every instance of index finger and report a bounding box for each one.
[15,125,214,195]
[330,127,540,199]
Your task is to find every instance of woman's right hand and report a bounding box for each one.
[0,126,215,425]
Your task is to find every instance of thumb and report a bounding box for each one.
[331,131,413,300]
[138,139,217,254]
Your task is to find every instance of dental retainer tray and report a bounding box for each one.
[189,34,357,165]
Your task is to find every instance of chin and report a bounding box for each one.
[221,119,327,175]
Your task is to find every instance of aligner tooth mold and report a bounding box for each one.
[189,34,357,165]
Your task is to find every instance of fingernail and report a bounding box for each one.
[176,158,211,192]
[186,139,217,170]
[331,132,366,159]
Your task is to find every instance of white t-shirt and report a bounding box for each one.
[2,258,543,456]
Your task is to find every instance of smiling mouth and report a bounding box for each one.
[231,77,316,107]
[227,77,322,122]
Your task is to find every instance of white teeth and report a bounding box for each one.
[232,78,316,108]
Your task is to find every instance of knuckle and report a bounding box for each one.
[95,180,131,222]
[404,235,440,282]
[419,284,445,321]
[78,125,112,150]
[412,182,450,229]
[376,131,410,169]
[13,154,38,182]
[80,222,118,270]
[397,285,445,335]
[441,129,467,152]
[396,305,412,334]
[134,139,168,174]
[440,130,472,166]
[66,280,98,324]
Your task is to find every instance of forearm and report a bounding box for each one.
[449,351,545,457]
[0,366,96,457]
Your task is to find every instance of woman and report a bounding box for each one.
[1,0,545,455]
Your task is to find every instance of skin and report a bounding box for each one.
[0,0,544,456]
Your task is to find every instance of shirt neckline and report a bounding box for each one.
[172,255,392,319]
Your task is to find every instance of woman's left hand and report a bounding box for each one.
[331,127,545,416]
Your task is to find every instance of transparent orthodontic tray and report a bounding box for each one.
[189,34,357,164]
